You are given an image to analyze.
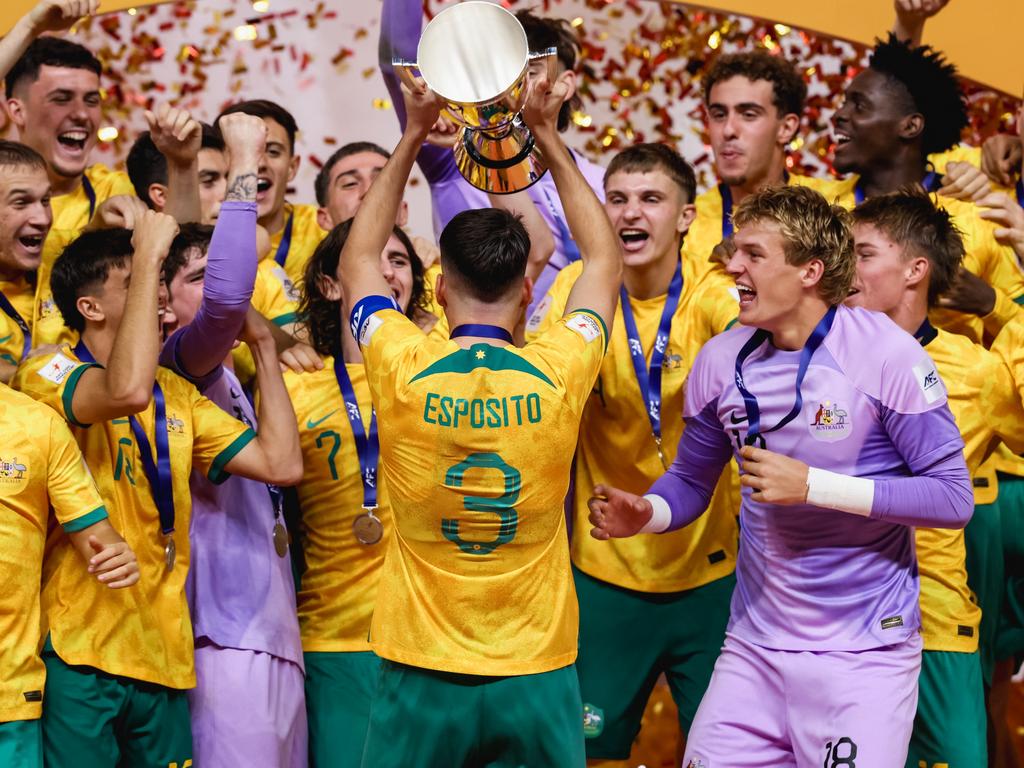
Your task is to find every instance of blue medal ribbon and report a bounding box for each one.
[0,290,31,362]
[1016,179,1023,209]
[719,171,788,240]
[450,324,514,343]
[333,356,379,510]
[75,341,175,536]
[733,305,837,446]
[854,171,939,205]
[914,318,938,347]
[273,212,294,268]
[619,261,683,461]
[82,175,97,221]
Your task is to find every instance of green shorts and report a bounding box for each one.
[573,566,735,760]
[905,650,986,768]
[0,720,42,768]
[305,650,380,768]
[995,474,1024,663]
[360,660,585,768]
[41,644,192,768]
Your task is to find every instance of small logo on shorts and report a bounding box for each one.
[807,399,852,442]
[582,703,604,738]
[880,615,904,630]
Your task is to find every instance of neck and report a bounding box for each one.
[444,302,518,349]
[260,202,288,237]
[0,261,25,283]
[885,293,929,337]
[50,170,82,198]
[341,322,363,364]
[767,298,830,351]
[80,326,115,365]
[622,252,678,300]
[727,154,788,206]
[857,152,927,198]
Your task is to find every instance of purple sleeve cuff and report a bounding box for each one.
[163,201,257,380]
[647,399,733,532]
[870,406,973,529]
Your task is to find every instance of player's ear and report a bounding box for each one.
[521,276,534,312]
[905,256,930,289]
[77,295,104,324]
[148,183,168,212]
[316,206,332,231]
[287,154,300,183]
[800,258,825,288]
[396,200,409,228]
[435,273,448,309]
[317,273,343,301]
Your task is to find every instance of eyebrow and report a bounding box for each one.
[46,88,100,99]
[198,170,223,180]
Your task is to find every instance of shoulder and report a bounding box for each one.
[15,347,89,388]
[929,144,981,173]
[292,203,323,228]
[789,173,850,203]
[87,165,135,197]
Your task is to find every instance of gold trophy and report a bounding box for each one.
[393,1,557,194]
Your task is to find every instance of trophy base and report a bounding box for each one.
[454,117,549,194]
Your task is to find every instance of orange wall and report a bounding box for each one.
[3,0,1019,95]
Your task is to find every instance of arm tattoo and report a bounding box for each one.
[225,172,258,202]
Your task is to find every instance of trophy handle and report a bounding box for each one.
[391,58,423,91]
[527,46,559,83]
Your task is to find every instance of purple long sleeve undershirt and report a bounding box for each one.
[649,400,974,532]
[160,201,257,384]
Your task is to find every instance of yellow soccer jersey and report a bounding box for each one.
[824,178,1024,343]
[526,259,740,592]
[917,327,1024,652]
[0,274,36,367]
[357,301,607,675]
[12,349,254,689]
[284,357,391,653]
[265,203,325,290]
[929,144,982,173]
[33,166,135,348]
[991,318,1024,481]
[0,384,107,723]
[684,173,849,277]
[252,259,301,328]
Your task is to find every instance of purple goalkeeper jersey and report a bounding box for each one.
[649,305,972,652]
[379,0,607,307]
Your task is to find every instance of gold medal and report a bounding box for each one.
[164,534,176,572]
[272,522,289,558]
[353,509,383,545]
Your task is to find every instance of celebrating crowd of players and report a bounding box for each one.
[1,0,1024,766]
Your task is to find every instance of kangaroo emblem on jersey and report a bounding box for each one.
[806,399,852,442]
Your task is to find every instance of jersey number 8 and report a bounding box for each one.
[442,452,520,555]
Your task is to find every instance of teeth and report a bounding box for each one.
[257,179,271,191]
[60,131,88,141]
[736,285,754,294]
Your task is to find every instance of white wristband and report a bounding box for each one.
[640,494,672,533]
[805,467,875,517]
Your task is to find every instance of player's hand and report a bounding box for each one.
[400,77,443,141]
[85,194,149,232]
[894,0,951,26]
[739,445,810,505]
[130,210,180,263]
[587,484,653,540]
[936,267,997,316]
[279,341,324,373]
[981,134,1022,188]
[977,191,1024,260]
[237,306,275,347]
[218,112,268,169]
[144,103,201,167]
[938,161,991,203]
[24,0,98,35]
[521,73,569,139]
[87,536,140,589]
[425,114,460,150]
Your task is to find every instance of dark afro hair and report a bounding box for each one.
[868,34,967,156]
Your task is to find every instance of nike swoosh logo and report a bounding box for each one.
[729,411,748,425]
[306,410,338,429]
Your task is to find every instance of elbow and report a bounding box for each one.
[269,449,304,487]
[110,386,153,415]
[948,488,975,530]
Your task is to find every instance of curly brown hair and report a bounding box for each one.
[703,50,807,118]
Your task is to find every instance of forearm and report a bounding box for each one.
[105,257,162,404]
[163,159,201,223]
[0,19,36,82]
[869,453,974,528]
[169,202,257,379]
[250,336,302,485]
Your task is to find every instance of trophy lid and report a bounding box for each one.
[417,2,529,105]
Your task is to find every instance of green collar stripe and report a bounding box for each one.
[410,345,554,387]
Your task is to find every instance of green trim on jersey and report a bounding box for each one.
[61,505,108,533]
[62,362,100,429]
[207,429,257,485]
[273,312,298,327]
[410,344,554,387]
[570,308,610,351]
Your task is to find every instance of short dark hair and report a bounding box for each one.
[703,50,807,117]
[51,229,135,332]
[314,142,391,207]
[300,218,427,355]
[868,34,967,156]
[127,124,225,209]
[604,143,697,203]
[439,209,530,303]
[161,224,215,289]
[218,99,298,153]
[0,140,46,173]
[852,188,964,307]
[6,37,102,99]
[515,10,582,132]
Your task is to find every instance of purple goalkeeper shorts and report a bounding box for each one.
[682,632,922,768]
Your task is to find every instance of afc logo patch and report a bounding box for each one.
[806,399,852,442]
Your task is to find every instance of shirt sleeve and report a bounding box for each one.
[524,266,574,342]
[188,387,257,485]
[46,412,108,532]
[160,201,257,382]
[525,310,608,417]
[11,350,98,428]
[251,261,300,327]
